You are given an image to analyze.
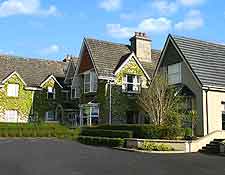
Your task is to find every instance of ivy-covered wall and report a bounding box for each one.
[0,75,65,123]
[0,74,33,122]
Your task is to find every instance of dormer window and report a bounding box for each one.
[84,71,97,93]
[47,87,56,100]
[7,84,19,97]
[122,74,141,93]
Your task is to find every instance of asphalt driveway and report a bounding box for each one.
[0,139,224,175]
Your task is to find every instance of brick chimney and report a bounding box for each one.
[129,32,152,62]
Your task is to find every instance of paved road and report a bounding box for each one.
[0,139,224,175]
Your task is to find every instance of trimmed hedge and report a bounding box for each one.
[87,125,184,139]
[77,136,125,147]
[138,141,175,151]
[81,128,133,138]
[0,123,80,139]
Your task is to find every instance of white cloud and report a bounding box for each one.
[175,10,204,31]
[178,0,205,6]
[42,44,60,55]
[106,17,172,38]
[99,0,121,11]
[138,17,172,33]
[152,0,178,15]
[0,0,58,17]
[0,49,14,55]
[106,24,134,38]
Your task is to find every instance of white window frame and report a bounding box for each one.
[122,74,141,93]
[82,104,99,126]
[7,84,19,97]
[168,63,182,85]
[47,87,56,100]
[71,87,80,99]
[45,111,56,121]
[83,71,97,94]
[5,110,18,122]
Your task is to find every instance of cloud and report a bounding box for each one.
[175,10,204,31]
[99,0,121,11]
[0,0,58,17]
[42,44,60,55]
[106,17,172,38]
[152,0,178,15]
[0,49,15,55]
[178,0,205,6]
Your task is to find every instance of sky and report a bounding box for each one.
[0,0,224,60]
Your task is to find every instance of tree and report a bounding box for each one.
[185,110,198,136]
[138,73,182,126]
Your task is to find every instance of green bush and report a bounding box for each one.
[88,125,182,139]
[138,141,175,151]
[184,128,192,137]
[81,128,133,138]
[77,136,125,147]
[0,123,80,139]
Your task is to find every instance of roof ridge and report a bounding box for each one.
[85,37,129,47]
[0,54,65,63]
[172,34,225,48]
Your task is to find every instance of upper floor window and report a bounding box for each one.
[7,84,19,97]
[122,74,141,93]
[84,71,97,93]
[47,87,56,100]
[71,87,80,99]
[168,63,181,85]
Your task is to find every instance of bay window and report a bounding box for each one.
[168,63,181,85]
[84,71,97,93]
[122,74,141,93]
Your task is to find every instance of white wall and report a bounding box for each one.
[202,90,225,135]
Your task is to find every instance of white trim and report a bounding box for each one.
[114,52,151,81]
[153,35,202,88]
[98,76,115,81]
[2,71,27,86]
[202,86,225,92]
[25,87,42,91]
[40,75,63,88]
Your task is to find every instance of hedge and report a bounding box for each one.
[77,136,125,147]
[138,141,175,151]
[87,125,184,139]
[0,123,80,139]
[81,128,133,138]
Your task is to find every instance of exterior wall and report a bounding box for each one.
[0,74,65,123]
[78,46,94,74]
[203,90,225,134]
[160,41,204,136]
[0,74,33,122]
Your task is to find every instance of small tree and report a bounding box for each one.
[185,110,198,136]
[138,73,182,126]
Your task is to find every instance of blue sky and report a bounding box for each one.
[0,0,224,60]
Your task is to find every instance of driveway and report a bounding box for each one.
[0,139,224,175]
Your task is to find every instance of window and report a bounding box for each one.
[47,87,56,100]
[71,87,80,99]
[122,74,141,93]
[5,110,18,122]
[7,84,19,97]
[45,111,56,121]
[82,105,99,126]
[168,63,181,85]
[84,71,97,93]
[62,90,69,101]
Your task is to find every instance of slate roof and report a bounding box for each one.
[171,35,225,87]
[85,38,160,78]
[0,55,67,87]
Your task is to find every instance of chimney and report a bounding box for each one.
[63,54,72,62]
[129,32,152,62]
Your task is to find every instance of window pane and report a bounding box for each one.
[168,63,181,85]
[7,84,19,97]
[5,110,18,122]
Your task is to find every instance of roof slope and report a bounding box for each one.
[172,35,225,87]
[0,55,67,87]
[85,38,160,78]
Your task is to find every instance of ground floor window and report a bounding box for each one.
[126,111,139,124]
[81,104,99,126]
[5,110,18,122]
[45,111,56,121]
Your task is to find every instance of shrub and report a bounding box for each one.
[77,136,125,147]
[81,129,133,138]
[138,141,175,151]
[89,125,182,139]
